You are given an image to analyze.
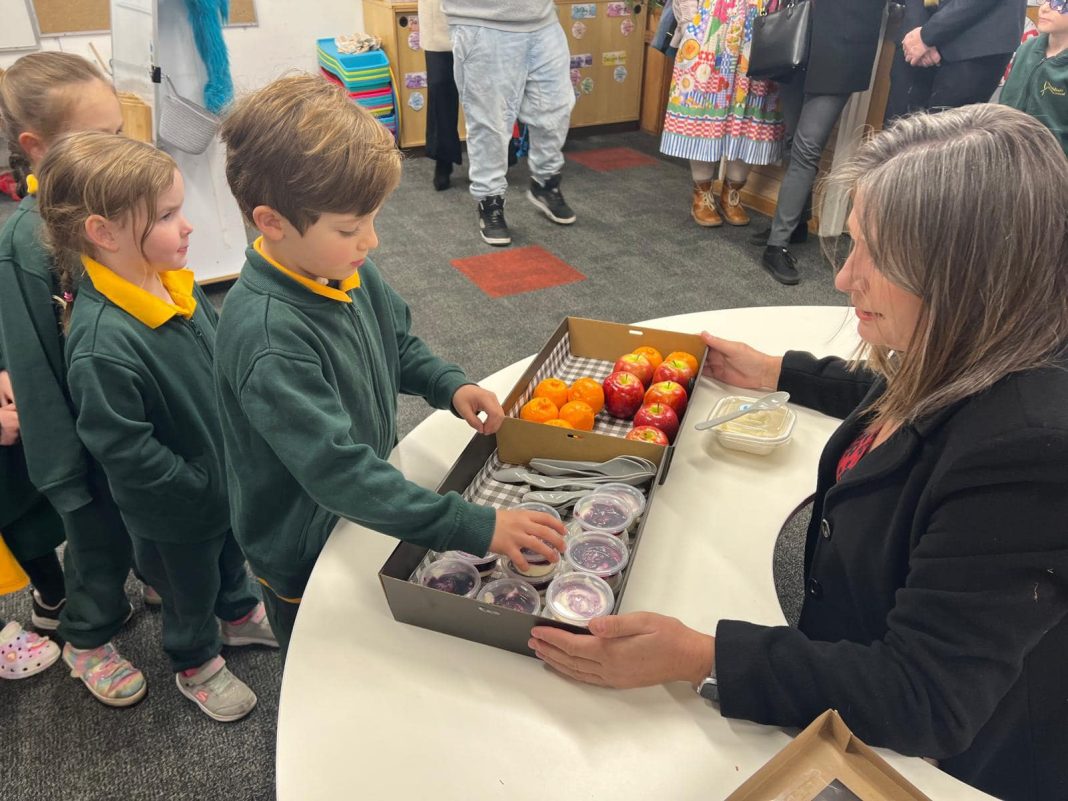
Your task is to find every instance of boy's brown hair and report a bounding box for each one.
[219,74,401,233]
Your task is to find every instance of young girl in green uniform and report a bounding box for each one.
[0,52,146,706]
[38,132,275,722]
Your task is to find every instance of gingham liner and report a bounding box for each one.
[506,333,638,438]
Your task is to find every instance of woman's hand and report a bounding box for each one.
[452,384,505,435]
[701,332,782,390]
[530,612,715,689]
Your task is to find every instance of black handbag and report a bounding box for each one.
[746,0,813,81]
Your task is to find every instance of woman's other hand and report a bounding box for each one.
[701,332,782,390]
[530,612,715,689]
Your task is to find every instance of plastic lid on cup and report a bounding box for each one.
[442,549,499,569]
[544,572,615,626]
[478,578,541,615]
[418,556,481,598]
[565,531,630,578]
[571,493,635,535]
[501,553,560,583]
[591,482,647,518]
[512,501,563,562]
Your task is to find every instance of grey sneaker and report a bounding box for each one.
[141,583,162,607]
[176,656,257,722]
[220,603,278,648]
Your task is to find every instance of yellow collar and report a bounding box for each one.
[26,174,38,195]
[81,255,198,329]
[253,236,360,303]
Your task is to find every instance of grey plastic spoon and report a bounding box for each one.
[491,469,652,489]
[527,455,656,478]
[693,391,791,431]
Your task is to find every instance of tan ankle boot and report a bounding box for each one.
[691,180,723,227]
[719,179,750,226]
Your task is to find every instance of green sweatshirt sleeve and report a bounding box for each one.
[67,353,212,516]
[383,280,471,411]
[239,349,495,555]
[0,255,90,512]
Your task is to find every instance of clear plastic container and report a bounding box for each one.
[512,502,563,562]
[441,549,499,578]
[500,553,560,591]
[418,557,481,598]
[477,578,542,615]
[543,572,615,627]
[592,483,647,533]
[705,395,796,455]
[572,493,635,537]
[564,532,630,591]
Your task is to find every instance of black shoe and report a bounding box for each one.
[478,195,512,246]
[527,174,576,225]
[433,160,452,191]
[748,224,809,247]
[30,590,65,631]
[762,246,801,285]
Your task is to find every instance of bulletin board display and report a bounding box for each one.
[32,0,257,36]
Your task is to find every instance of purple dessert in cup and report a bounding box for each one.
[564,531,630,591]
[572,493,634,538]
[418,557,481,598]
[543,572,615,627]
[478,578,541,615]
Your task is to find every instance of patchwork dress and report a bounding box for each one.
[660,0,785,165]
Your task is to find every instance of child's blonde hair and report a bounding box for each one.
[37,131,177,328]
[0,52,112,193]
[220,74,402,233]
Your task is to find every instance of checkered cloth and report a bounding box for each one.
[507,333,636,437]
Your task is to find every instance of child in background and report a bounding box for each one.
[38,132,275,722]
[215,75,567,657]
[1001,0,1068,157]
[0,53,147,706]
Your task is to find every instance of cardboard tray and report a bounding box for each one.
[378,317,707,656]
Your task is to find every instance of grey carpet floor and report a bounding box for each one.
[1,129,824,800]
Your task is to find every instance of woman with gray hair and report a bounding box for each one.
[530,105,1068,801]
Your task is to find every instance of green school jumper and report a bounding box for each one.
[1001,34,1068,157]
[0,192,133,648]
[65,257,257,671]
[214,239,495,652]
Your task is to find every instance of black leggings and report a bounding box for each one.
[20,550,65,606]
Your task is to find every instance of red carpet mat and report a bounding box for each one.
[566,146,660,173]
[451,245,586,298]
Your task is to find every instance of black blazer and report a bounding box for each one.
[902,0,1026,62]
[716,351,1068,801]
[804,0,887,95]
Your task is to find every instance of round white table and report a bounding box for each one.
[277,306,995,801]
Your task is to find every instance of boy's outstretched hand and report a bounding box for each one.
[452,384,505,435]
[491,509,567,571]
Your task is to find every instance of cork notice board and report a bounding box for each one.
[33,0,257,36]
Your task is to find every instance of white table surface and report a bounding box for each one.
[277,306,995,801]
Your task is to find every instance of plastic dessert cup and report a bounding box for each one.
[511,501,563,562]
[418,557,481,598]
[478,578,541,615]
[591,483,647,534]
[442,549,499,578]
[564,532,630,591]
[500,553,559,592]
[543,572,615,627]
[571,493,635,538]
[705,395,796,456]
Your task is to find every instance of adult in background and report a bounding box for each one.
[443,0,576,247]
[884,0,1026,124]
[661,0,785,229]
[417,0,462,191]
[530,105,1068,801]
[753,0,886,286]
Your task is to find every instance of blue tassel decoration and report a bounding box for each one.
[184,0,234,114]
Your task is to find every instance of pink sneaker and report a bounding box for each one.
[220,603,278,648]
[63,642,146,707]
[0,621,61,679]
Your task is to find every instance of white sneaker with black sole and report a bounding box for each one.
[527,173,576,225]
[477,194,511,246]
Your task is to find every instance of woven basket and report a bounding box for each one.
[158,76,220,155]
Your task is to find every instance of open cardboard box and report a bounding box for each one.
[727,710,933,801]
[378,316,707,656]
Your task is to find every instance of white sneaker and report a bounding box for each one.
[176,656,257,722]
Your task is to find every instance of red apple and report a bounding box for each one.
[602,371,646,419]
[644,380,688,417]
[633,402,680,443]
[613,353,654,387]
[653,358,696,388]
[625,425,669,446]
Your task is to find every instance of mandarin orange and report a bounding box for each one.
[558,400,595,431]
[544,418,574,429]
[631,346,663,370]
[665,350,699,375]
[520,397,559,423]
[533,377,569,409]
[567,377,605,414]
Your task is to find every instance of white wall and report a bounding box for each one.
[1,0,365,90]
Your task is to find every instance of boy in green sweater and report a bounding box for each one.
[215,75,566,657]
[1001,1,1068,157]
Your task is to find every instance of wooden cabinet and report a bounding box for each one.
[363,0,647,148]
